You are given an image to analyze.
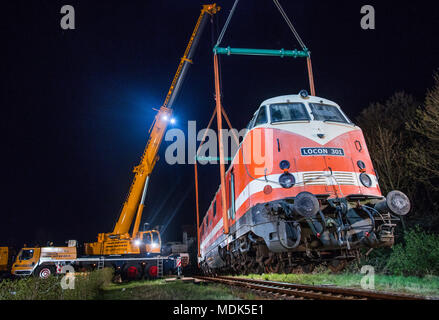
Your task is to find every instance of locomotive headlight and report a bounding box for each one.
[359,173,372,188]
[357,160,366,170]
[299,90,309,99]
[279,160,290,170]
[279,173,295,188]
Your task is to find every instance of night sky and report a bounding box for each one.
[1,1,438,247]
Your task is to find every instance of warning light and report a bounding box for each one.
[263,185,273,195]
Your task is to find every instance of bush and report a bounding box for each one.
[0,267,114,300]
[344,248,393,274]
[387,226,439,277]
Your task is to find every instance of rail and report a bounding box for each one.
[194,275,429,300]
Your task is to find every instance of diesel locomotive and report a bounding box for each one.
[199,91,410,274]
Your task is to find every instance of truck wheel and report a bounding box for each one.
[123,264,141,280]
[148,265,158,278]
[34,265,55,279]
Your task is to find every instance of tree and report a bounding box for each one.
[356,92,419,196]
[405,73,439,225]
[357,75,439,231]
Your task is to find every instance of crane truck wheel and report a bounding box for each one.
[34,265,55,279]
[148,265,158,278]
[122,264,142,281]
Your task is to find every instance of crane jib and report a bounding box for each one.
[165,8,212,109]
[110,5,219,238]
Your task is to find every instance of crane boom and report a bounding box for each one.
[85,4,220,256]
[113,3,220,236]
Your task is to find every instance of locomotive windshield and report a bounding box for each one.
[270,103,310,123]
[309,103,349,124]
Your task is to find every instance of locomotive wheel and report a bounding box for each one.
[328,260,347,273]
[280,263,293,274]
[300,264,315,274]
[254,264,264,275]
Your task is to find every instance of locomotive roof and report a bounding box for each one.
[260,94,340,107]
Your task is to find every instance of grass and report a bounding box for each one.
[239,272,439,298]
[99,279,260,300]
[0,268,114,300]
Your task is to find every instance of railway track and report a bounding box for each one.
[195,275,428,300]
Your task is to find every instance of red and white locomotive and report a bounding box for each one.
[199,91,410,274]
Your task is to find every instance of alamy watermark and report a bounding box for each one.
[60,5,75,30]
[360,265,375,290]
[361,5,375,30]
[164,121,274,175]
[60,265,75,290]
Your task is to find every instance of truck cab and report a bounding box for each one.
[11,248,41,276]
[11,246,77,278]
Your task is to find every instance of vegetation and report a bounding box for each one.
[352,72,439,279]
[0,269,257,300]
[242,272,439,297]
[357,73,439,231]
[387,227,439,277]
[0,268,113,300]
[99,279,257,300]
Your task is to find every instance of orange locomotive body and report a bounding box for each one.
[199,92,410,273]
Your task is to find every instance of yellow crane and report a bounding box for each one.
[85,4,220,256]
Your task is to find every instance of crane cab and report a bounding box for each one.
[84,229,161,256]
[135,230,161,254]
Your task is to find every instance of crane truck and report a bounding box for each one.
[0,247,16,280]
[11,3,220,280]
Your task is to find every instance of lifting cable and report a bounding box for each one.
[272,0,316,95]
[215,0,315,95]
[272,0,307,50]
[215,0,240,48]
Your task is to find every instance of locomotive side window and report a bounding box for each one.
[309,103,349,124]
[229,172,236,219]
[213,201,216,217]
[254,106,268,126]
[270,103,310,123]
